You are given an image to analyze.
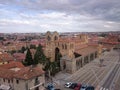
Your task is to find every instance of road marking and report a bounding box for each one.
[103,88,106,90]
[100,87,103,90]
[100,87,109,90]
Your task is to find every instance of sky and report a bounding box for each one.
[0,0,120,33]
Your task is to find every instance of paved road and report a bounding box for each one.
[100,50,120,90]
[50,50,120,90]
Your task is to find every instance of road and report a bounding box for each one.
[100,50,120,90]
[49,50,120,90]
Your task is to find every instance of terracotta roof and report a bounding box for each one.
[0,64,44,80]
[0,52,14,62]
[0,68,15,79]
[75,44,88,50]
[13,53,25,61]
[14,66,45,80]
[0,61,24,69]
[75,46,97,56]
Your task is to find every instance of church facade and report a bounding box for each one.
[45,31,102,73]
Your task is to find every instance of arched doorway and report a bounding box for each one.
[90,53,94,61]
[55,47,62,68]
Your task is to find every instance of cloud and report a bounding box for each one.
[0,0,120,33]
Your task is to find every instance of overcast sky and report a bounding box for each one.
[0,0,120,33]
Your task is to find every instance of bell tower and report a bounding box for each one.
[45,31,59,62]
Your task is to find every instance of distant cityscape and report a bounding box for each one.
[0,31,120,90]
[0,0,120,90]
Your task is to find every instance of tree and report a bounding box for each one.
[21,46,26,53]
[49,62,59,76]
[30,44,36,49]
[56,53,62,68]
[44,59,59,77]
[34,44,46,65]
[23,48,34,66]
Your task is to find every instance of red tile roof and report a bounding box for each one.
[13,53,25,61]
[75,46,97,56]
[0,61,24,69]
[0,52,14,62]
[0,67,44,80]
[0,62,44,80]
[14,66,45,80]
[0,68,15,79]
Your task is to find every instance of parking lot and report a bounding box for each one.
[49,50,120,90]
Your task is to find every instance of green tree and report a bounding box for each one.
[30,44,36,49]
[21,46,26,53]
[56,53,62,68]
[23,48,34,66]
[34,44,46,65]
[44,58,59,77]
[49,62,59,76]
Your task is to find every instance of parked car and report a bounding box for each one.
[86,86,94,90]
[74,83,81,90]
[46,84,55,90]
[64,82,72,88]
[80,84,88,90]
[80,84,95,90]
[69,83,77,89]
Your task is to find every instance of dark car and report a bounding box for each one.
[46,84,55,90]
[74,83,81,90]
[69,83,77,89]
[86,86,94,90]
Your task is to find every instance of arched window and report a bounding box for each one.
[62,44,64,49]
[54,36,58,40]
[8,79,10,83]
[16,80,19,84]
[65,44,67,49]
[47,36,51,41]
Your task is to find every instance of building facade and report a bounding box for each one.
[45,31,102,73]
[0,62,45,90]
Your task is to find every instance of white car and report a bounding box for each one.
[64,82,72,88]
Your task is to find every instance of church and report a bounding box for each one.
[44,31,102,73]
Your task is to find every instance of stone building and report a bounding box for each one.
[0,61,45,90]
[45,31,102,73]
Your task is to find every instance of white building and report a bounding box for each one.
[0,61,45,90]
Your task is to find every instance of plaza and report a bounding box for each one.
[52,50,120,90]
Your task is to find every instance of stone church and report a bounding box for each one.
[45,31,102,73]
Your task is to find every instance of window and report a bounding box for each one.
[16,80,19,84]
[3,79,5,82]
[65,44,67,49]
[35,77,39,87]
[11,79,13,83]
[35,77,38,81]
[8,79,10,83]
[54,36,58,40]
[62,44,64,49]
[47,36,51,41]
